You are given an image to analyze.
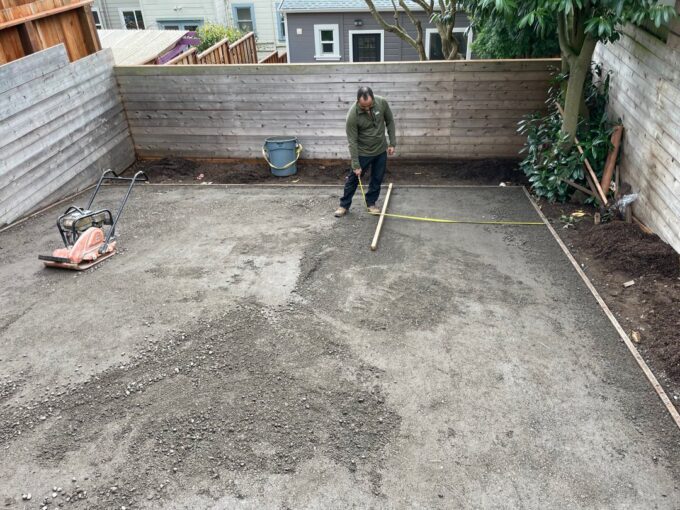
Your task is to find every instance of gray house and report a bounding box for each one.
[279,0,471,63]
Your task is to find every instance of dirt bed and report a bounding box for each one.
[126,157,527,186]
[539,201,680,409]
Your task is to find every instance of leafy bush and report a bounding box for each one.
[518,65,616,203]
[196,23,245,52]
[471,19,560,59]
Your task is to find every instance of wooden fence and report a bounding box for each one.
[227,32,257,64]
[0,0,100,64]
[0,45,134,226]
[594,20,680,252]
[258,50,287,64]
[164,32,258,66]
[115,59,557,161]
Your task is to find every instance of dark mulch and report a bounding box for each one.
[128,157,527,186]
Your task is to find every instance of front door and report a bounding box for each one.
[352,33,381,62]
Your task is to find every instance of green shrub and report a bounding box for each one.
[196,23,245,52]
[471,20,560,59]
[518,65,617,203]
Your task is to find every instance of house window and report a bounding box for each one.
[275,7,285,41]
[91,7,103,29]
[425,27,472,60]
[314,24,340,60]
[349,30,384,62]
[120,9,145,30]
[158,20,203,31]
[232,4,255,33]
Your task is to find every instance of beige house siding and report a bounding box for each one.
[95,0,283,54]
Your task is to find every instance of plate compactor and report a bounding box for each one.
[39,170,148,270]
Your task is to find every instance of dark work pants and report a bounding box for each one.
[339,151,387,209]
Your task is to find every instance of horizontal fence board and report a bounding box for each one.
[125,109,532,122]
[0,84,121,168]
[115,59,560,76]
[117,59,552,163]
[595,30,680,252]
[122,100,547,113]
[0,48,134,226]
[117,79,552,94]
[0,107,127,204]
[0,50,114,119]
[0,45,69,95]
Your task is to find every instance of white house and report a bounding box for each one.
[92,0,286,54]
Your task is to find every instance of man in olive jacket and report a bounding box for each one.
[335,86,396,217]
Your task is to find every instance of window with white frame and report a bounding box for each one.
[120,9,145,30]
[233,4,255,33]
[275,7,285,41]
[91,7,103,29]
[425,27,472,60]
[314,24,340,60]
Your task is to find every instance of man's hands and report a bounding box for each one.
[353,168,362,177]
[387,146,396,156]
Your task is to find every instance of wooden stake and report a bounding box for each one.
[370,183,393,251]
[556,104,608,205]
[600,125,623,192]
[561,178,595,197]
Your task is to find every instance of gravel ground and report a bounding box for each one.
[1,185,679,509]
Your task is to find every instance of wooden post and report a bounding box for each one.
[16,19,40,54]
[601,125,623,192]
[556,103,608,205]
[371,183,393,251]
[77,5,101,54]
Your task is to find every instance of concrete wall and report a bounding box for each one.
[285,11,470,63]
[115,59,556,160]
[0,46,135,227]
[594,13,680,252]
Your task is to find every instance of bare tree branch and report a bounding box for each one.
[365,0,427,59]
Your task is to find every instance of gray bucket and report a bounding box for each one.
[262,137,302,177]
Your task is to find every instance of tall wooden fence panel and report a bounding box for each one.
[116,59,557,161]
[0,45,135,226]
[595,21,680,252]
[0,0,100,65]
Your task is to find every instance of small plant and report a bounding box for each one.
[196,23,245,52]
[518,64,617,203]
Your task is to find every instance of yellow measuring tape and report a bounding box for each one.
[356,178,544,226]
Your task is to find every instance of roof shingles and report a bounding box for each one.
[279,0,424,12]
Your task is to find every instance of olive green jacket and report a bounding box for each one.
[345,95,396,169]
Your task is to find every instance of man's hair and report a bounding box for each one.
[357,86,374,101]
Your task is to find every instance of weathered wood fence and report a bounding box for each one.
[116,59,557,160]
[258,50,287,64]
[0,45,134,226]
[595,21,680,252]
[164,32,258,66]
[0,0,100,64]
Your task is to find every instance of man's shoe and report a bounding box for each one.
[334,207,348,217]
[367,205,381,214]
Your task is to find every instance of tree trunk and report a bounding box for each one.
[557,7,597,150]
[561,59,588,148]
